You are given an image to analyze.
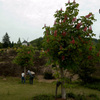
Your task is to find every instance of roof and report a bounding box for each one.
[22,40,28,43]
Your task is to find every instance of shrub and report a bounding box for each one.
[44,72,55,79]
[8,49,17,56]
[0,63,21,77]
[75,94,86,100]
[77,66,96,84]
[84,83,100,91]
[66,92,76,98]
[33,94,54,100]
[89,94,98,98]
[33,93,99,100]
[88,94,99,100]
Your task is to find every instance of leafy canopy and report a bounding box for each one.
[42,1,97,70]
[13,45,35,68]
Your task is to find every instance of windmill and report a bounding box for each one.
[22,38,29,46]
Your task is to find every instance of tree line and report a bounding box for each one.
[0,32,22,48]
[0,32,100,51]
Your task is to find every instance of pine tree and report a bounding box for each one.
[2,32,11,48]
[17,38,22,47]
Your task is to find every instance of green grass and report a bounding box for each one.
[0,77,58,100]
[0,77,100,100]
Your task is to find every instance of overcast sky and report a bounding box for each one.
[0,0,100,43]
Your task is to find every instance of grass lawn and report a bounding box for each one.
[0,76,100,100]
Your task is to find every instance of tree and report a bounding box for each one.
[0,42,3,49]
[42,0,98,99]
[30,37,43,50]
[2,32,11,48]
[33,51,47,74]
[36,37,43,51]
[17,38,22,47]
[13,45,35,74]
[96,35,100,51]
[14,38,22,48]
[11,41,14,48]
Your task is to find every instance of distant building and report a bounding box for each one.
[22,40,30,46]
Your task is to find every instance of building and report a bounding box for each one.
[22,40,30,46]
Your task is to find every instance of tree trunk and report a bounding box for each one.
[55,81,62,99]
[60,67,66,99]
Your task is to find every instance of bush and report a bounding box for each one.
[66,92,86,100]
[89,94,98,98]
[33,93,99,100]
[88,94,99,100]
[75,94,86,100]
[8,49,17,56]
[82,77,100,91]
[84,82,100,91]
[33,94,54,100]
[0,63,21,77]
[77,66,96,84]
[67,93,99,100]
[66,92,76,98]
[44,72,55,79]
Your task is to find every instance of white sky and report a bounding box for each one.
[0,0,100,43]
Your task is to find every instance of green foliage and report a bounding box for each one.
[77,65,96,83]
[42,1,97,71]
[33,51,47,74]
[44,72,55,79]
[13,45,35,68]
[33,93,99,100]
[96,36,100,51]
[0,42,3,49]
[66,92,99,100]
[17,38,22,47]
[33,94,54,100]
[82,77,100,91]
[92,38,98,45]
[66,92,76,98]
[88,94,99,98]
[42,1,99,99]
[75,44,100,83]
[2,32,11,48]
[84,82,100,91]
[30,37,43,50]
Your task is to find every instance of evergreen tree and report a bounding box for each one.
[11,41,14,48]
[0,42,3,49]
[17,38,22,47]
[2,32,11,48]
